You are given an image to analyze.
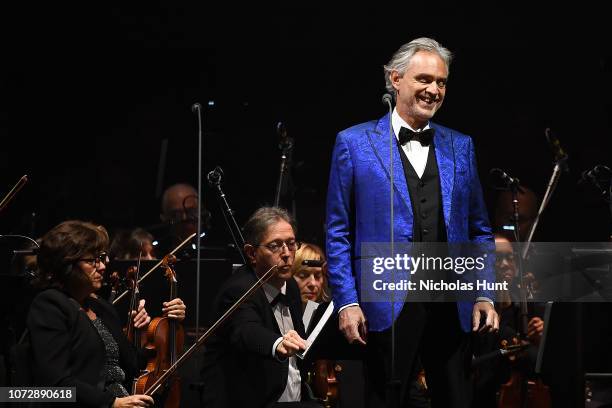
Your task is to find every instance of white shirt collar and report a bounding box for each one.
[263,281,287,304]
[391,107,431,140]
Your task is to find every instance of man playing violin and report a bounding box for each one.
[201,207,322,408]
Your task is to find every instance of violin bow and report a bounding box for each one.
[144,264,279,396]
[112,232,197,305]
[0,175,28,213]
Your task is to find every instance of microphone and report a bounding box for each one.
[276,121,287,139]
[207,166,224,186]
[544,128,569,172]
[382,93,393,108]
[580,165,611,183]
[191,103,202,113]
[490,168,521,189]
[579,165,612,201]
[276,121,293,151]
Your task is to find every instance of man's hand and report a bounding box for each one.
[162,298,186,322]
[527,317,544,344]
[339,305,367,345]
[131,299,151,329]
[112,395,154,407]
[276,330,307,358]
[472,302,499,333]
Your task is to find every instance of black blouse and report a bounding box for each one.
[27,288,139,408]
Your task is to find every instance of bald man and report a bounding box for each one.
[161,183,200,242]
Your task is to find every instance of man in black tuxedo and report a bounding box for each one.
[201,207,322,408]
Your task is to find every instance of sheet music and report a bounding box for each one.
[297,301,334,360]
[302,300,320,330]
[535,301,553,373]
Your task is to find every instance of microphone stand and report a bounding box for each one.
[193,102,204,341]
[520,164,562,260]
[490,168,532,408]
[508,181,530,337]
[273,122,295,211]
[382,94,400,408]
[521,128,568,259]
[207,167,247,264]
[515,130,568,405]
[504,184,534,408]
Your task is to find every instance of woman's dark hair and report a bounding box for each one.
[110,228,154,260]
[35,220,109,289]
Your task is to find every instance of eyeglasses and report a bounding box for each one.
[166,195,200,224]
[79,252,109,268]
[494,252,515,265]
[254,240,301,254]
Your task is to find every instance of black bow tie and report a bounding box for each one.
[398,127,435,146]
[270,292,289,307]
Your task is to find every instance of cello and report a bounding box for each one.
[497,333,551,407]
[132,254,184,407]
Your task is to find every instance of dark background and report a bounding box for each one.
[0,1,611,404]
[1,1,611,246]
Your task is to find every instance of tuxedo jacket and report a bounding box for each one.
[201,265,307,408]
[26,288,139,408]
[325,113,494,332]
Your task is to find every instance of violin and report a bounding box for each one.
[112,232,197,305]
[133,254,184,408]
[142,264,281,398]
[497,334,551,408]
[106,270,122,304]
[307,360,341,408]
[125,265,144,350]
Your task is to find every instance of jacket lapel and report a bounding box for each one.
[246,268,283,335]
[367,113,413,216]
[432,123,454,227]
[287,280,306,338]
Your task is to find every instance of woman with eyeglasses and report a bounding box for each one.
[26,220,184,407]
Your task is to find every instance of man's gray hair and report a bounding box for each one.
[243,207,297,245]
[383,37,452,98]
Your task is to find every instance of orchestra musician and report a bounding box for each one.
[493,186,539,242]
[154,183,212,258]
[26,220,186,407]
[110,228,157,260]
[290,243,331,310]
[472,233,546,407]
[200,207,322,408]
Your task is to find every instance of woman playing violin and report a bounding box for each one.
[27,220,185,407]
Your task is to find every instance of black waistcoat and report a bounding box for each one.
[397,140,448,243]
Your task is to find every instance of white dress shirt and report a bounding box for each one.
[263,282,302,402]
[391,107,432,178]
